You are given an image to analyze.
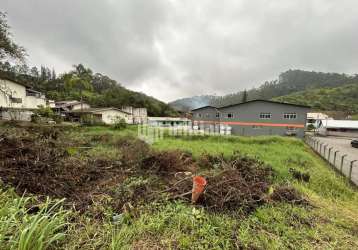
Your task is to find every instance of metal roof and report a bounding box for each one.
[218,99,311,109]
[0,76,32,88]
[67,107,131,115]
[190,99,310,112]
[190,106,217,111]
[319,119,358,129]
[148,117,190,121]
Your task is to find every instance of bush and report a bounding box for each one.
[112,118,127,130]
[81,114,106,126]
[307,124,315,131]
[31,106,63,124]
[35,105,54,118]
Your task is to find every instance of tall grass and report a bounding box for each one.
[0,189,69,250]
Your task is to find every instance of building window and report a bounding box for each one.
[10,97,22,103]
[197,113,202,118]
[227,113,234,118]
[260,113,271,119]
[216,113,220,118]
[283,113,297,119]
[205,113,210,118]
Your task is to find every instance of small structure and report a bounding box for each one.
[122,106,148,124]
[307,112,332,128]
[191,100,310,138]
[0,77,47,121]
[53,100,91,115]
[148,117,191,127]
[67,107,133,124]
[317,120,358,137]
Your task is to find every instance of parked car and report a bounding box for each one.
[351,139,358,148]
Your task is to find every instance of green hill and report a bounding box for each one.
[170,69,358,111]
[273,83,358,113]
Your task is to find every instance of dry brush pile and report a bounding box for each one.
[0,125,307,217]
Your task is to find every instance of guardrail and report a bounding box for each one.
[305,136,358,186]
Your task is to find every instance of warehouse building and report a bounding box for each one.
[191,100,310,137]
[317,120,358,137]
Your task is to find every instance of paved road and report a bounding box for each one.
[312,136,358,185]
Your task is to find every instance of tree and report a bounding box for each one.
[51,68,56,80]
[0,12,25,61]
[30,66,39,78]
[242,89,248,103]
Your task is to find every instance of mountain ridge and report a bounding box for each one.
[169,69,358,112]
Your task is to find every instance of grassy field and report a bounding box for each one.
[0,125,357,249]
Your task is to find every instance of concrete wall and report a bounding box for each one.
[122,106,148,124]
[0,79,46,109]
[0,79,27,108]
[192,101,309,137]
[71,103,91,110]
[0,109,33,121]
[24,95,47,109]
[96,109,133,124]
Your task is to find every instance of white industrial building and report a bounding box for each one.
[148,117,191,127]
[317,120,358,137]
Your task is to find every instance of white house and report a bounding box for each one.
[68,107,133,124]
[317,119,358,137]
[54,100,91,114]
[0,77,47,121]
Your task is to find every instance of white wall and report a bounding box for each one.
[0,79,46,109]
[0,79,27,108]
[24,95,47,109]
[0,109,33,121]
[71,103,91,110]
[97,109,133,124]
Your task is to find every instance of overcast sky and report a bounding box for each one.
[2,0,358,102]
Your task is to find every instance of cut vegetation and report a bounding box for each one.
[0,123,357,249]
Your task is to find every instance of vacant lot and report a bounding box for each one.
[0,124,357,249]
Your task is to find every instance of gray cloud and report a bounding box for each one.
[2,0,358,102]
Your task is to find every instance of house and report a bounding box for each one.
[191,100,310,138]
[67,107,133,124]
[0,77,47,121]
[317,120,358,137]
[53,100,91,116]
[148,117,191,127]
[307,112,332,128]
[122,106,148,124]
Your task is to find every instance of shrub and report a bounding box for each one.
[112,118,127,130]
[81,114,105,126]
[307,124,315,131]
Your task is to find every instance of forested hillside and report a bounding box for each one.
[273,83,358,113]
[170,70,358,111]
[0,63,178,116]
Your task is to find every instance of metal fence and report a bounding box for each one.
[305,136,358,186]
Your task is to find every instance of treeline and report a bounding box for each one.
[273,83,358,114]
[0,62,178,116]
[170,69,358,111]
